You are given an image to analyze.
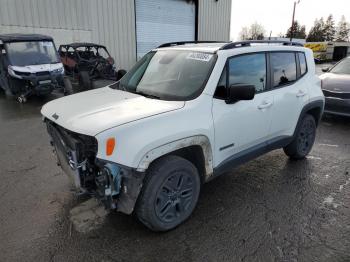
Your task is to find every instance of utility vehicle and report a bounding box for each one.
[58,43,126,93]
[0,34,65,102]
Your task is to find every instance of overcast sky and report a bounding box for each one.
[230,0,350,40]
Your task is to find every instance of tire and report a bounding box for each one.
[78,71,91,91]
[63,77,74,95]
[283,114,316,160]
[116,69,127,81]
[136,155,201,232]
[4,88,14,99]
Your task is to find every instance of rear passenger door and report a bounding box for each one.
[268,52,309,138]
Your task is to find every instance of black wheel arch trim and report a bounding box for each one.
[211,100,324,179]
[294,99,324,130]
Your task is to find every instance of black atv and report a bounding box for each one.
[58,43,126,93]
[0,34,67,103]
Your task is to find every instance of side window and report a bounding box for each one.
[298,52,307,76]
[228,53,267,93]
[270,52,297,87]
[214,66,227,99]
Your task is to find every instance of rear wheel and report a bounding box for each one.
[116,69,127,81]
[136,155,201,231]
[63,77,74,95]
[284,114,316,160]
[78,71,91,91]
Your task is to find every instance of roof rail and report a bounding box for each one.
[220,40,304,50]
[158,41,228,48]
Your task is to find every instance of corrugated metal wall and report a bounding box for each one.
[0,0,231,68]
[0,0,136,69]
[135,0,195,59]
[197,0,231,41]
[89,0,136,70]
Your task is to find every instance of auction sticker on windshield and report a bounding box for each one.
[186,52,213,62]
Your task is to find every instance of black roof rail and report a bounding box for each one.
[158,41,228,48]
[220,40,304,50]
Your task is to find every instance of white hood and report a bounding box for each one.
[41,87,185,136]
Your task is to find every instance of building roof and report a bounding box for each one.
[60,42,107,49]
[0,33,53,43]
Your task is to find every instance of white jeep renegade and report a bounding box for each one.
[42,41,325,231]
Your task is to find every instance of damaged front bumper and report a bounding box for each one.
[9,73,64,96]
[46,120,145,214]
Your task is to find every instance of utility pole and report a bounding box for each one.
[290,0,300,41]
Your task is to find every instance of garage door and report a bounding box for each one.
[135,0,196,59]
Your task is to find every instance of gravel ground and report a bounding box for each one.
[0,80,349,262]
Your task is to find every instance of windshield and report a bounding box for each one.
[330,57,350,74]
[6,41,60,66]
[117,50,216,100]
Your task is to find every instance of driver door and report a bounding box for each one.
[212,53,273,168]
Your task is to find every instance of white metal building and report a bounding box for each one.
[0,0,232,70]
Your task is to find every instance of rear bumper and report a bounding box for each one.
[324,97,350,117]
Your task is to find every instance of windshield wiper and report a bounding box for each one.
[136,91,160,99]
[109,83,160,99]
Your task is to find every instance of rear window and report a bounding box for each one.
[270,52,297,87]
[298,52,307,76]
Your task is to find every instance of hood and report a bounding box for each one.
[41,87,185,136]
[10,63,63,73]
[320,73,350,92]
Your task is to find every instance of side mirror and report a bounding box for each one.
[226,84,255,104]
[322,67,329,73]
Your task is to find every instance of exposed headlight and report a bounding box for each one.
[7,66,22,79]
[52,67,64,74]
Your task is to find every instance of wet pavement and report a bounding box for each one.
[0,87,349,262]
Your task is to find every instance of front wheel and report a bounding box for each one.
[63,77,74,95]
[136,155,201,231]
[284,114,316,160]
[78,71,92,91]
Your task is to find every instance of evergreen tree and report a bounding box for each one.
[335,15,350,41]
[286,21,306,39]
[306,19,326,42]
[323,15,336,41]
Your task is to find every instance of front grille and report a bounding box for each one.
[36,71,50,76]
[14,71,31,76]
[323,89,350,99]
[46,120,98,162]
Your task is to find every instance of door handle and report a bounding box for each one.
[296,90,307,97]
[258,101,273,109]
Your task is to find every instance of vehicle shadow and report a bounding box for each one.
[66,153,324,261]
